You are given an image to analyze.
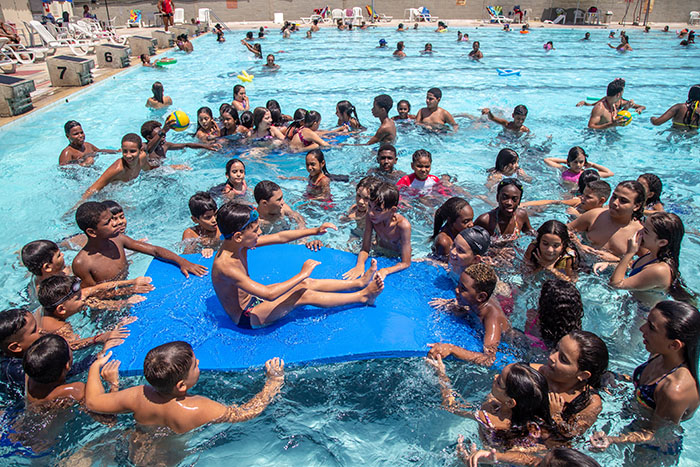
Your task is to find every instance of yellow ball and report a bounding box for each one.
[617,110,632,127]
[167,110,190,132]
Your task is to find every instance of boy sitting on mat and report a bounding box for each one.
[211,202,384,329]
[85,341,284,433]
[343,182,412,281]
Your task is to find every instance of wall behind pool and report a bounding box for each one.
[71,0,696,28]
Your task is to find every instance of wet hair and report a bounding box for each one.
[233,84,245,99]
[23,334,70,384]
[685,85,700,126]
[195,107,214,134]
[189,192,217,219]
[219,104,240,136]
[38,275,80,315]
[615,180,646,220]
[151,82,164,104]
[121,133,142,147]
[427,87,442,100]
[266,100,283,125]
[226,158,245,176]
[374,94,393,113]
[432,197,470,239]
[496,177,524,197]
[254,180,281,203]
[513,105,528,116]
[239,111,254,129]
[411,149,432,164]
[293,108,307,121]
[490,148,518,173]
[397,99,411,111]
[336,100,362,128]
[377,144,397,158]
[21,240,59,276]
[462,263,497,300]
[538,279,584,350]
[559,330,609,424]
[532,220,579,271]
[245,31,253,40]
[503,363,551,439]
[566,146,587,164]
[369,182,399,210]
[285,110,322,137]
[102,200,124,216]
[654,300,700,392]
[398,23,404,29]
[252,107,270,131]
[75,201,109,233]
[585,180,611,203]
[216,202,256,237]
[140,120,161,139]
[143,341,195,394]
[606,78,625,97]
[64,120,81,135]
[306,149,348,182]
[0,309,30,351]
[356,176,381,192]
[541,447,601,467]
[647,212,692,301]
[577,169,600,195]
[638,173,663,206]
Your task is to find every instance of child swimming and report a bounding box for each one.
[416,88,458,131]
[216,158,247,198]
[637,173,664,213]
[392,100,415,121]
[468,41,483,59]
[486,148,532,188]
[524,220,580,280]
[475,178,533,240]
[481,104,530,133]
[182,192,220,257]
[280,149,332,199]
[367,144,406,183]
[432,197,474,257]
[232,84,250,112]
[145,82,172,110]
[650,84,700,130]
[544,146,613,185]
[59,120,118,167]
[393,41,406,57]
[195,107,221,142]
[285,110,329,151]
[333,100,363,131]
[396,149,445,195]
[366,94,396,144]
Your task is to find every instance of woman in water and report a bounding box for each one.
[250,107,285,142]
[431,197,475,257]
[595,212,692,305]
[524,220,580,280]
[650,85,700,130]
[232,84,250,112]
[568,180,645,261]
[195,107,220,142]
[544,146,613,186]
[591,301,700,453]
[486,148,532,188]
[475,178,533,240]
[638,173,664,214]
[285,110,329,152]
[146,82,172,109]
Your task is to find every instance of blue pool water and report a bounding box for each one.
[0,25,699,465]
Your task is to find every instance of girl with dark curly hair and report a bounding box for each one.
[525,279,583,351]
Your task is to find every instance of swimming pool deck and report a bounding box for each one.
[0,20,691,128]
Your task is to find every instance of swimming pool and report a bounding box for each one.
[1,25,699,465]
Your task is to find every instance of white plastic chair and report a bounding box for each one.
[690,11,700,25]
[331,9,344,23]
[126,9,143,28]
[351,7,364,25]
[198,8,212,27]
[173,8,185,24]
[573,9,585,24]
[28,20,94,56]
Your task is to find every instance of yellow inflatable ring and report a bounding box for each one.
[237,70,254,83]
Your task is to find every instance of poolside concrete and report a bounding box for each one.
[0,20,692,128]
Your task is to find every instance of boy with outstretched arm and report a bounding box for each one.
[522,180,611,218]
[182,191,221,258]
[72,201,207,287]
[366,94,397,145]
[427,263,511,367]
[37,275,134,350]
[141,119,220,167]
[343,182,412,281]
[85,341,284,433]
[211,202,384,328]
[415,87,458,131]
[481,104,530,133]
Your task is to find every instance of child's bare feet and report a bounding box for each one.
[358,259,378,287]
[364,273,384,306]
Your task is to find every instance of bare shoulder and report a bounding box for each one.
[182,227,198,240]
[396,213,412,230]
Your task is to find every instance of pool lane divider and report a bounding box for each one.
[112,244,516,374]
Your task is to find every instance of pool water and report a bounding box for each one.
[1,25,699,465]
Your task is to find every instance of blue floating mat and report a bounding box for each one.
[497,68,521,76]
[113,245,516,374]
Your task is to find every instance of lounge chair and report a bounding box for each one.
[173,8,185,25]
[485,5,513,23]
[28,20,94,56]
[127,9,143,27]
[690,11,700,25]
[0,36,52,64]
[365,5,392,22]
[551,8,567,24]
[71,20,127,45]
[0,38,17,73]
